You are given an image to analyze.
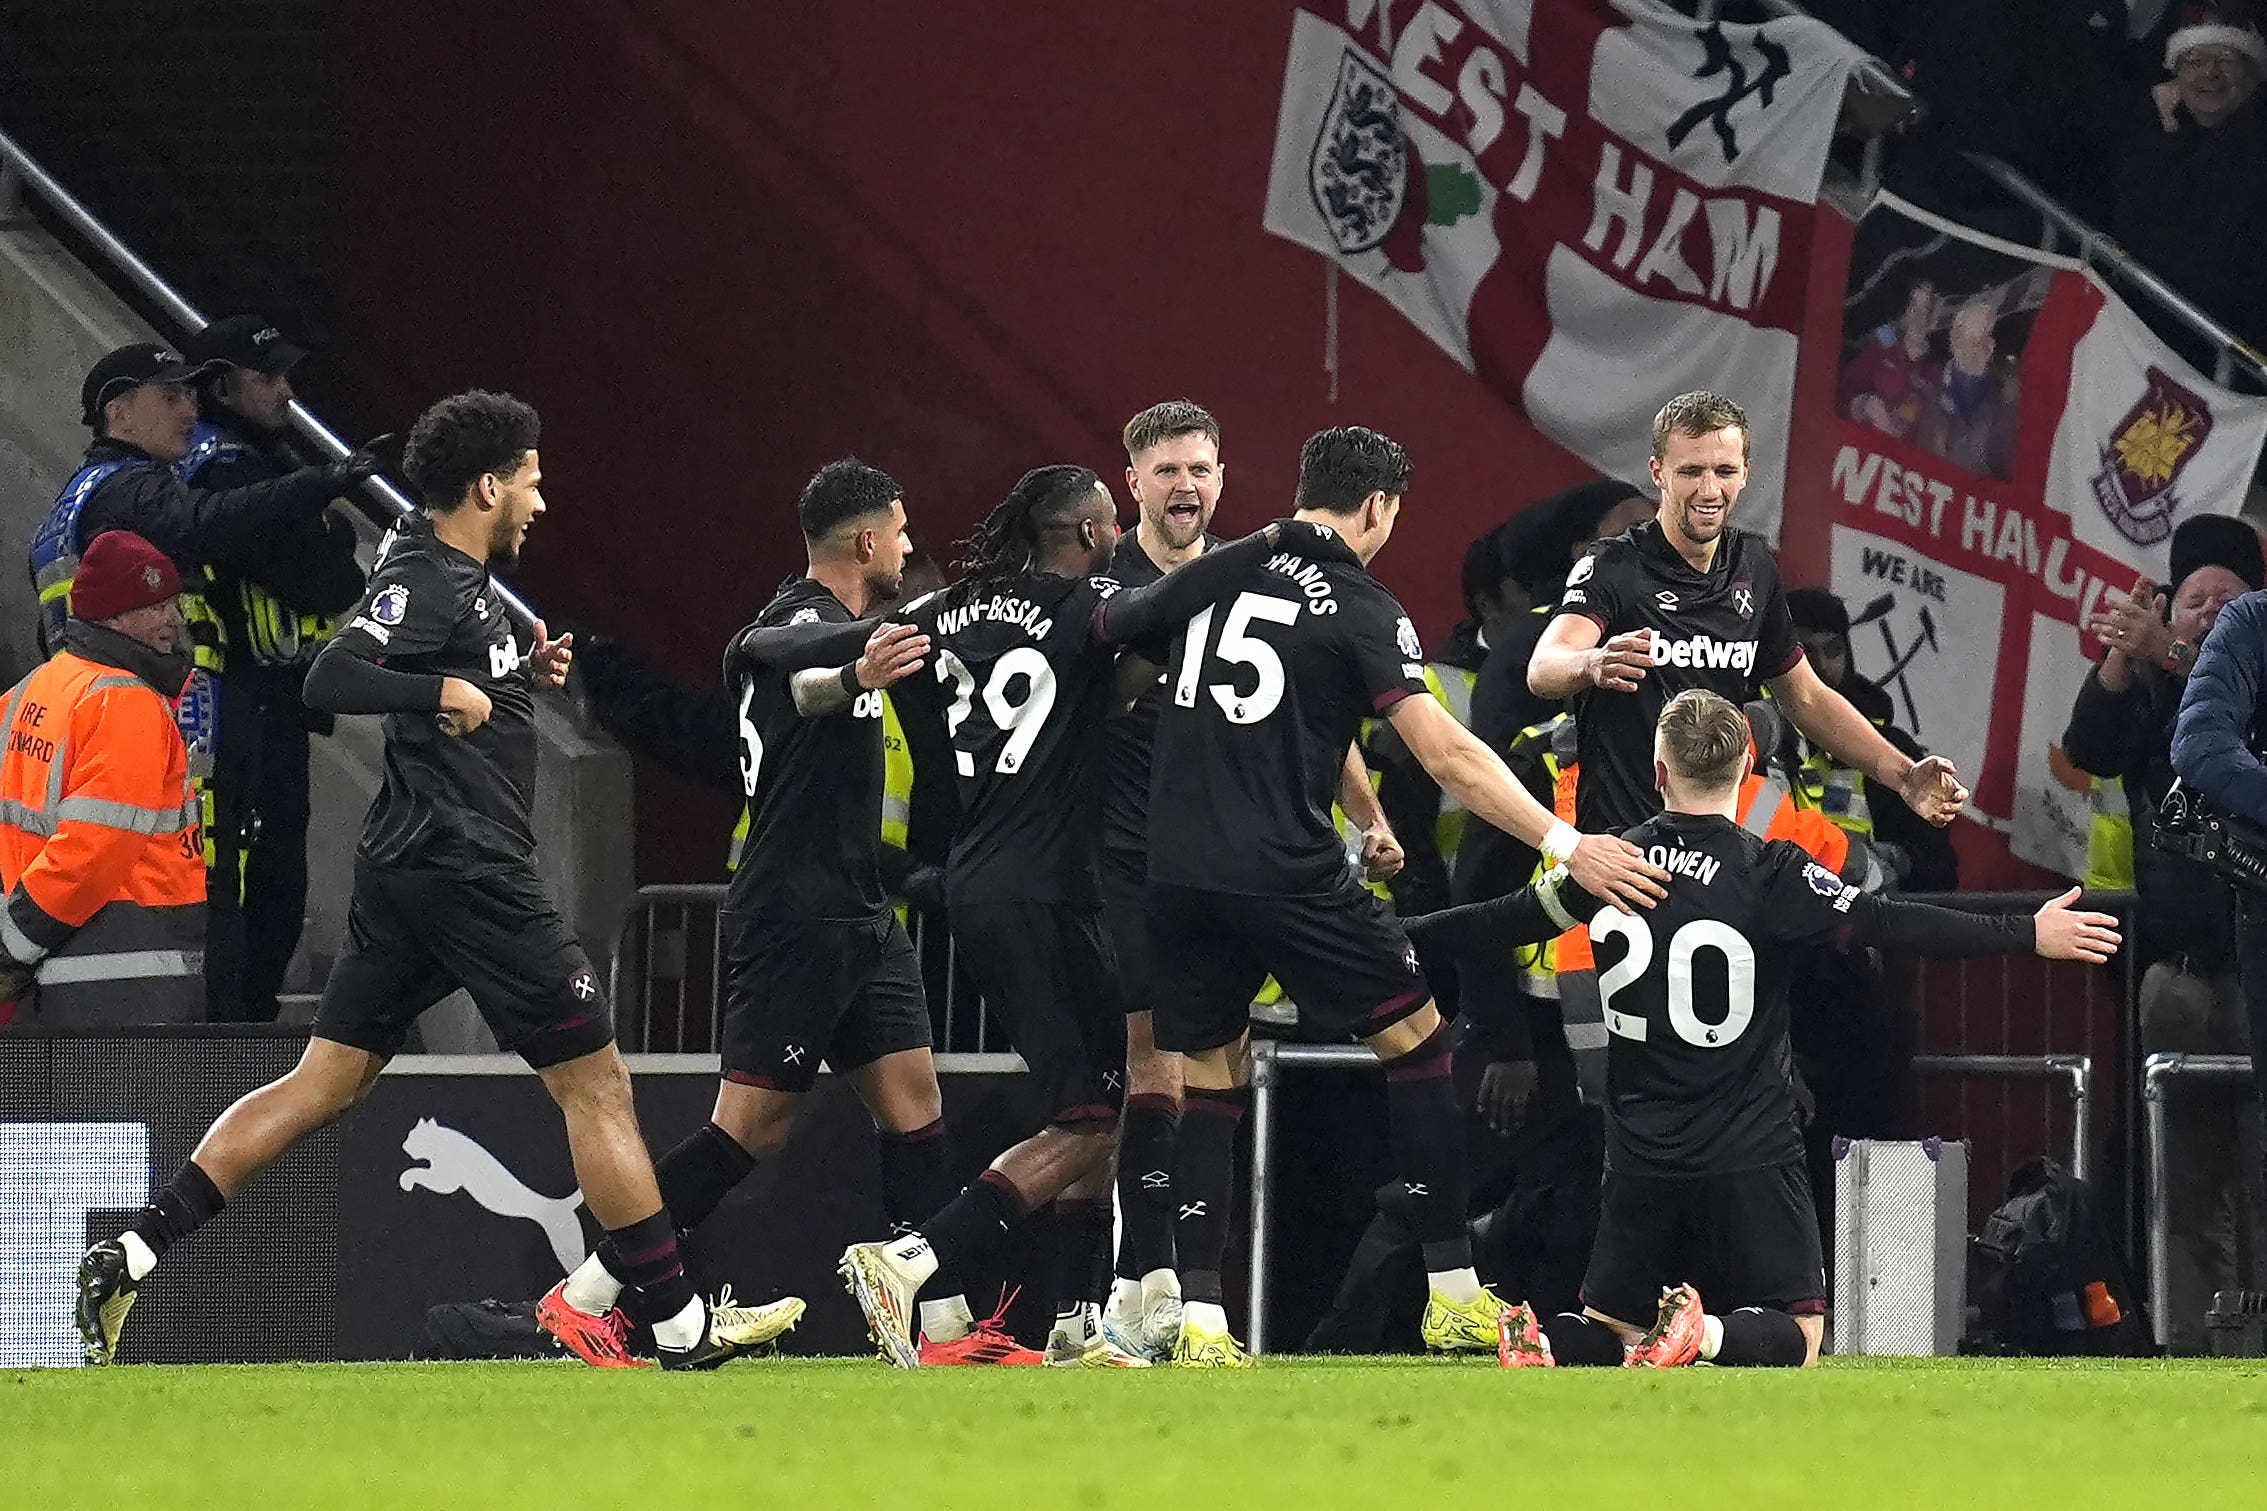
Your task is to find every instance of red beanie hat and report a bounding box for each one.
[72,530,183,622]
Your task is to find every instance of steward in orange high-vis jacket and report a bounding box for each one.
[0,530,204,1025]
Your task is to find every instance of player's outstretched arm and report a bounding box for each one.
[1528,615,1653,697]
[1842,886,2120,963]
[729,617,881,675]
[1387,692,1665,910]
[1401,865,1601,955]
[1768,657,1968,826]
[787,621,931,717]
[1092,519,1332,645]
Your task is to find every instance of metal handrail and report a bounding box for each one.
[1959,154,2267,390]
[0,124,539,626]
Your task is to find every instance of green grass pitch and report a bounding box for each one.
[8,1356,2265,1507]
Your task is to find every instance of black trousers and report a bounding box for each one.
[2233,893,2267,1123]
[205,693,315,1024]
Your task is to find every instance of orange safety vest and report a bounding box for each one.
[0,649,205,1023]
[1553,764,1851,973]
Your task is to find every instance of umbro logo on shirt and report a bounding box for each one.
[1655,590,1679,611]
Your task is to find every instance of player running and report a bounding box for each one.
[828,465,1336,1367]
[75,391,742,1370]
[542,459,954,1364]
[1141,425,1666,1367]
[1410,691,2120,1368]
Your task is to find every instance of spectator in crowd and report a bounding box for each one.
[180,315,367,1023]
[0,533,206,1027]
[1468,480,1654,761]
[33,342,380,1020]
[1840,282,1940,443]
[1785,588,1961,892]
[2081,514,2266,1348]
[2116,5,2267,364]
[1917,297,2021,480]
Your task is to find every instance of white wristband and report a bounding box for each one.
[1542,819,1581,868]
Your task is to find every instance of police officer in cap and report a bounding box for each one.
[178,316,367,1022]
[34,341,382,1020]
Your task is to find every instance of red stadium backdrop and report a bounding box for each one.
[326,0,1876,885]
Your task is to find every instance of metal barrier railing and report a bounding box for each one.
[2142,1052,2260,1350]
[0,124,546,627]
[1242,889,2131,1356]
[1890,889,2136,1240]
[1914,1054,2093,1180]
[605,882,1008,1054]
[1241,1042,2099,1357]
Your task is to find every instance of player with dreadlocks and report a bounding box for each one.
[828,463,1334,1366]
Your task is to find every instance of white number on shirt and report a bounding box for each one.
[1172,592,1300,725]
[736,681,764,799]
[936,646,1058,775]
[1589,914,1758,1049]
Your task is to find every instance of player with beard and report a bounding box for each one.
[77,392,744,1371]
[831,466,1335,1367]
[1143,426,1666,1367]
[1096,400,1401,1360]
[545,458,965,1361]
[1408,692,2120,1368]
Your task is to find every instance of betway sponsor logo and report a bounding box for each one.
[1648,634,1756,672]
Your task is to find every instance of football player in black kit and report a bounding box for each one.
[1528,390,1969,838]
[1094,399,1224,1361]
[1409,691,2120,1368]
[832,464,1337,1368]
[76,392,742,1371]
[1527,389,1968,1056]
[1092,400,1403,1360]
[547,458,952,1361]
[1142,426,1667,1367]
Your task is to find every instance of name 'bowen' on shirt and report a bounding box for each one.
[1648,845,1721,885]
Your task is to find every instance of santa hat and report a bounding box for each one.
[72,530,182,621]
[2166,2,2267,70]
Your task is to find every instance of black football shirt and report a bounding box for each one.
[894,572,1123,906]
[1147,532,1429,895]
[1099,531,1222,871]
[327,524,537,874]
[722,578,889,923]
[1550,521,1802,833]
[1568,811,1880,1176]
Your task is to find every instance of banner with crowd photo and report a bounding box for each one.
[1826,193,2267,878]
[1263,0,1862,543]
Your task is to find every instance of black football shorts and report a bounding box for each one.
[1580,1159,1828,1325]
[952,900,1127,1127]
[719,909,931,1093]
[1099,851,1161,1019]
[1144,877,1430,1054]
[315,858,612,1069]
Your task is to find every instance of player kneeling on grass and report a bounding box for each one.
[1408,689,2121,1368]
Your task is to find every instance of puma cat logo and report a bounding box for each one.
[398,1117,586,1271]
